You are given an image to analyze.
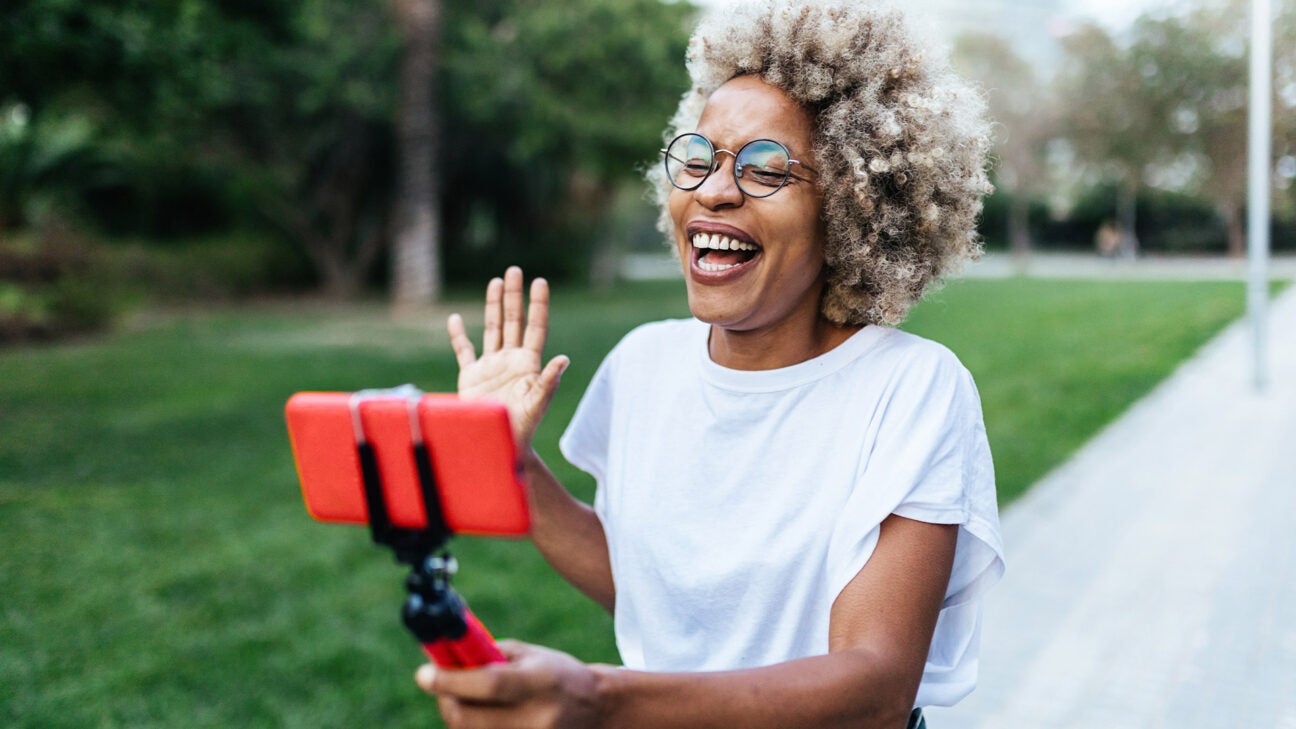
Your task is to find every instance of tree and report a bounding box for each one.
[438,0,693,284]
[952,32,1057,259]
[199,0,401,296]
[0,0,695,295]
[391,0,442,308]
[1058,22,1161,256]
[1128,8,1250,256]
[1277,0,1296,218]
[1059,2,1296,257]
[0,0,402,295]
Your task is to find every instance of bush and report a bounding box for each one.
[0,222,123,343]
[109,231,313,301]
[979,180,1296,255]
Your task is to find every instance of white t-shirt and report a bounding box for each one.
[559,318,1004,708]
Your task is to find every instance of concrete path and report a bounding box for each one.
[961,252,1296,281]
[926,284,1296,728]
[620,250,1296,282]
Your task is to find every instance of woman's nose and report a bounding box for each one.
[693,154,744,209]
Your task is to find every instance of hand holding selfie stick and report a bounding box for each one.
[349,388,508,668]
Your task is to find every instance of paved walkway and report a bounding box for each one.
[620,250,1296,282]
[960,251,1296,280]
[926,284,1296,728]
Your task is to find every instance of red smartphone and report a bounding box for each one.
[285,391,530,537]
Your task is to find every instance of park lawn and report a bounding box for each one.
[0,277,1256,727]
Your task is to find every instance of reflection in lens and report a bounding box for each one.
[663,134,798,196]
[737,140,790,192]
[682,137,711,178]
[666,133,713,189]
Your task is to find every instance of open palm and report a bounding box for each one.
[447,267,569,453]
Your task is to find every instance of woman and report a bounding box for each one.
[420,2,1004,727]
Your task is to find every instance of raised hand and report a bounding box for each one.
[447,266,570,453]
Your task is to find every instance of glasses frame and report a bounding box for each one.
[660,132,819,199]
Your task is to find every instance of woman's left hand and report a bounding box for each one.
[416,640,606,729]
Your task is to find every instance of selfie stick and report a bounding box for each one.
[349,389,507,668]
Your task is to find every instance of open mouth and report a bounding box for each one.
[690,232,761,272]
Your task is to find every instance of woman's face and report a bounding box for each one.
[669,75,827,335]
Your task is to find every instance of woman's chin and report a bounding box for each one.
[684,290,754,330]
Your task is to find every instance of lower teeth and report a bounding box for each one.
[699,261,738,272]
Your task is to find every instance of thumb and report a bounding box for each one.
[415,663,438,694]
[532,355,570,410]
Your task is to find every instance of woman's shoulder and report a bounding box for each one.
[587,318,703,384]
[834,327,984,414]
[864,326,972,379]
[611,317,704,357]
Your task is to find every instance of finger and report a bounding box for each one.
[447,314,477,368]
[435,696,463,727]
[532,356,570,413]
[443,701,528,729]
[427,663,530,705]
[502,266,525,348]
[416,663,438,694]
[494,639,530,661]
[521,278,550,354]
[482,277,504,355]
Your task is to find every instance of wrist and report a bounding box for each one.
[520,448,549,479]
[589,663,625,729]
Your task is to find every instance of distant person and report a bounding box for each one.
[420,2,1005,727]
[1096,220,1121,259]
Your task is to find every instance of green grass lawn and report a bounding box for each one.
[0,277,1260,727]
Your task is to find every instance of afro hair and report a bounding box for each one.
[648,0,994,325]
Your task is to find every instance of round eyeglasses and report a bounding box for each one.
[661,132,818,198]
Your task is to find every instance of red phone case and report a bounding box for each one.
[285,392,529,536]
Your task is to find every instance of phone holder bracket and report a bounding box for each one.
[349,386,452,563]
[348,387,477,649]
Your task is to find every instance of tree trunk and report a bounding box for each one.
[319,250,364,299]
[1116,177,1140,259]
[1007,192,1032,263]
[1223,202,1245,259]
[391,0,442,309]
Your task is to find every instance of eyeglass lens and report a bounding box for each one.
[664,133,795,197]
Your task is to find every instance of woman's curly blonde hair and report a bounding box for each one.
[649,0,994,326]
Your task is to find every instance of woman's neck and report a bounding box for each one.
[707,316,861,371]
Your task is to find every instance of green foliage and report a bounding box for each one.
[1058,22,1161,183]
[0,0,695,296]
[0,226,127,342]
[1053,1,1296,251]
[109,232,315,299]
[0,106,103,231]
[0,0,402,295]
[440,0,694,283]
[445,0,692,179]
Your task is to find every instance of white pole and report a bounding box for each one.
[1247,0,1273,391]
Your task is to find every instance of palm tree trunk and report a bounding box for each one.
[391,0,442,308]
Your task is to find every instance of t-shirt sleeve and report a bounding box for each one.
[827,347,1005,609]
[559,344,618,501]
[826,347,1005,706]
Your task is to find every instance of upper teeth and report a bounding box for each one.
[692,233,757,251]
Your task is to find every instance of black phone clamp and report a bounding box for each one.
[347,387,505,667]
